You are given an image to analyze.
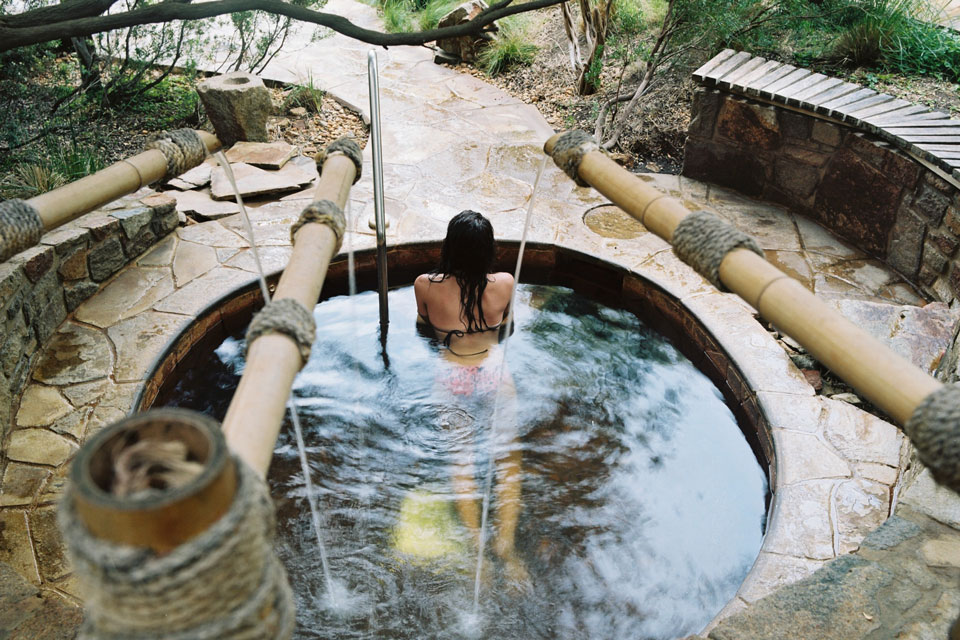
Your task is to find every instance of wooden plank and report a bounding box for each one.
[693,49,737,83]
[863,105,930,124]
[888,127,960,136]
[718,56,767,89]
[872,111,952,126]
[899,135,960,143]
[780,73,827,102]
[731,59,782,93]
[848,98,913,121]
[884,120,960,129]
[761,68,812,98]
[791,77,843,103]
[745,64,796,96]
[879,118,956,129]
[703,51,754,85]
[801,82,861,110]
[945,158,960,168]
[839,94,897,121]
[915,144,960,152]
[820,88,876,113]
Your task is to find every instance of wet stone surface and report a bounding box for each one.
[3,4,960,638]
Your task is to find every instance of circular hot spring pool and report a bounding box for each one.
[157,284,768,639]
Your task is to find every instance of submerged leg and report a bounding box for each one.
[443,407,481,544]
[490,375,529,589]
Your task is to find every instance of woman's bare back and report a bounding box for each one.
[414,271,514,361]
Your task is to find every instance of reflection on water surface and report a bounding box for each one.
[163,284,768,639]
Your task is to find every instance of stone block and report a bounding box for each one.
[152,205,180,237]
[57,246,88,281]
[778,110,811,140]
[813,148,901,256]
[923,169,953,194]
[197,72,273,146]
[0,315,28,378]
[88,236,126,282]
[845,132,887,169]
[682,138,767,196]
[884,151,921,191]
[140,191,176,212]
[688,89,721,138]
[9,245,54,284]
[913,182,951,224]
[716,98,781,151]
[111,207,153,240]
[929,229,959,257]
[782,145,828,167]
[773,157,820,199]
[0,263,26,303]
[886,207,925,278]
[437,0,496,63]
[811,120,843,147]
[63,279,99,312]
[860,515,923,551]
[40,226,89,257]
[949,263,960,299]
[25,270,66,342]
[919,264,938,286]
[922,242,948,275]
[945,205,960,236]
[75,214,119,241]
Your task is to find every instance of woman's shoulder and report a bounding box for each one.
[487,271,514,287]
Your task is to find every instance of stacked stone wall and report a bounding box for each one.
[683,88,960,305]
[0,192,177,440]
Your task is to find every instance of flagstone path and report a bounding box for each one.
[3,1,960,637]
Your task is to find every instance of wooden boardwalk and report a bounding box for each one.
[693,49,960,184]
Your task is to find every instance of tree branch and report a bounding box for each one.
[0,0,567,53]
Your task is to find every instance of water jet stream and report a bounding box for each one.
[472,154,549,616]
[214,151,339,607]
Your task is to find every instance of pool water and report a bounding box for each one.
[161,284,768,639]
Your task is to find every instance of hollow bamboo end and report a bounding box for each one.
[543,132,563,156]
[70,407,236,554]
[197,130,223,154]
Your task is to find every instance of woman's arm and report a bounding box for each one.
[414,274,431,324]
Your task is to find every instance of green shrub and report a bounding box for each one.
[478,17,538,75]
[611,0,645,35]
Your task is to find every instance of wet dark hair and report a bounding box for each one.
[430,210,496,332]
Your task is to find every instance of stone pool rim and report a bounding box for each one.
[135,238,822,635]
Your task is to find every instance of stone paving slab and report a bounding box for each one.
[3,0,959,635]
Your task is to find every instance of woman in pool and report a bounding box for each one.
[414,209,527,586]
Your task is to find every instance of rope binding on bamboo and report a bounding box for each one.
[292,199,346,252]
[0,198,45,262]
[672,210,764,290]
[59,409,295,640]
[145,129,208,182]
[316,136,363,184]
[550,130,601,187]
[246,297,317,367]
[905,385,960,493]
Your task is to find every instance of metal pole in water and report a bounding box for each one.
[368,50,390,333]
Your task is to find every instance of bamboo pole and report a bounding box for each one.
[27,130,220,231]
[544,134,941,426]
[221,153,357,477]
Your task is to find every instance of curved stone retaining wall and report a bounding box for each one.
[683,89,960,305]
[0,191,177,441]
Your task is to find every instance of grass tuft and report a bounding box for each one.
[478,17,538,75]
